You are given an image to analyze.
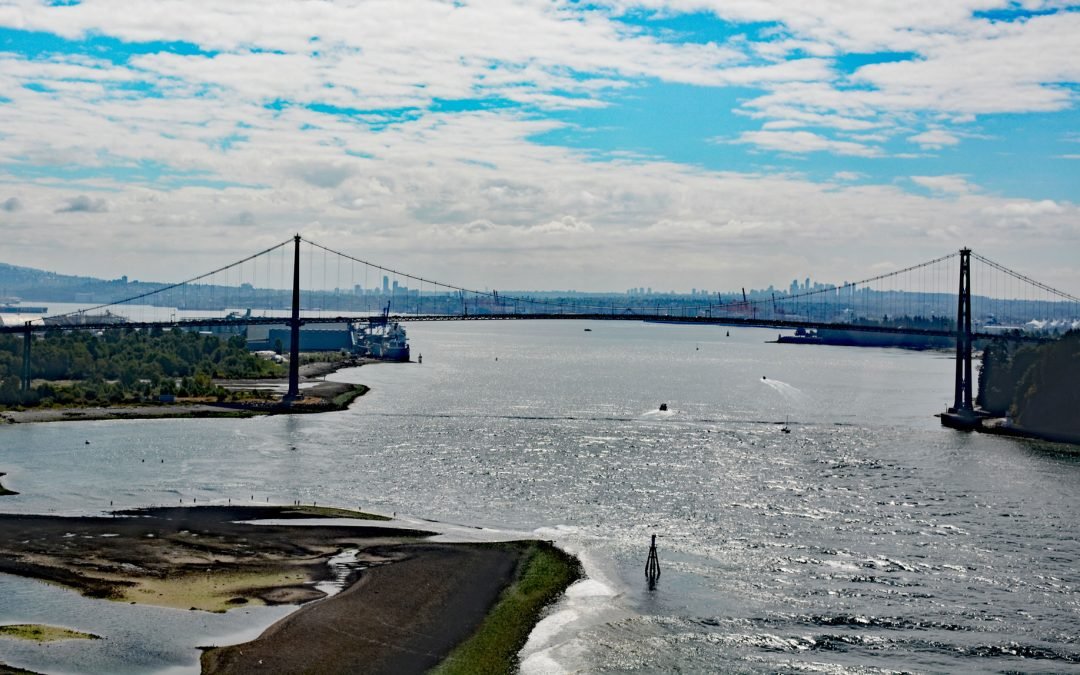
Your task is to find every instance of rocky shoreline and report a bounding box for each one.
[940,411,1080,448]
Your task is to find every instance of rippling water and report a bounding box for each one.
[2,321,1079,673]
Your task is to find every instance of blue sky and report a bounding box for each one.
[0,1,1077,292]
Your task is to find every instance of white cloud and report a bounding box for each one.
[911,175,977,194]
[908,129,961,149]
[630,4,1080,146]
[992,199,1065,216]
[730,130,882,157]
[0,2,1077,294]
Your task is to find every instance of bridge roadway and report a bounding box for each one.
[0,312,1047,343]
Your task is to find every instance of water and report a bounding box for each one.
[2,321,1079,673]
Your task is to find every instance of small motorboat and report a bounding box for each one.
[659,403,668,411]
[584,328,592,332]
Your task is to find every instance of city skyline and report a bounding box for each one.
[0,2,1078,293]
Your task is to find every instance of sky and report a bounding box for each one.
[0,0,1078,294]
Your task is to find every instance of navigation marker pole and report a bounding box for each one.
[645,534,661,590]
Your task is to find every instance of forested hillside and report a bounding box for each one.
[977,331,1080,437]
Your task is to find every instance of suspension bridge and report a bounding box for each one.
[2,236,1078,420]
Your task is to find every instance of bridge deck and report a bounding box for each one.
[0,313,1047,342]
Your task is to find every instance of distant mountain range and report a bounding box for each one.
[0,261,151,304]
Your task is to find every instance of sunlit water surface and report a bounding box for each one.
[1,322,1078,673]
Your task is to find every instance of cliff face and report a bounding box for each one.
[1011,334,1080,437]
[979,332,1080,437]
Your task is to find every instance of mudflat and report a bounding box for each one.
[0,505,427,610]
[0,506,537,674]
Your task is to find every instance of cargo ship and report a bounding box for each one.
[42,310,127,327]
[361,320,410,361]
[354,304,410,361]
[0,298,47,314]
[776,326,951,350]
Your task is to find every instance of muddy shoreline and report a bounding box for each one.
[0,506,536,674]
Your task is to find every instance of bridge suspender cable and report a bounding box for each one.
[44,238,295,321]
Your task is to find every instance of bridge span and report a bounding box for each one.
[4,236,1078,419]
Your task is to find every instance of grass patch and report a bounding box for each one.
[287,504,391,521]
[433,541,582,675]
[0,624,99,642]
[331,384,369,409]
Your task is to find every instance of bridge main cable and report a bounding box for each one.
[970,252,1080,304]
[45,238,296,321]
[300,237,630,315]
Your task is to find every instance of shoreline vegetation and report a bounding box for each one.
[1,357,370,425]
[0,505,581,674]
[0,329,388,425]
[962,330,1080,446]
[434,542,582,675]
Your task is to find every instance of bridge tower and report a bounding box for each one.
[20,322,31,393]
[284,234,302,402]
[952,247,974,414]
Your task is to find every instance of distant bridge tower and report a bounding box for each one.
[20,322,32,393]
[284,234,302,402]
[952,247,974,414]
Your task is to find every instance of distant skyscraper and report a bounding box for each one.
[382,275,389,294]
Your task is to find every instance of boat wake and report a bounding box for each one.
[760,378,808,403]
[641,409,676,418]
